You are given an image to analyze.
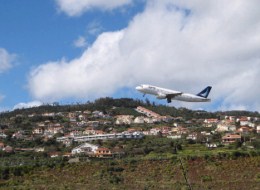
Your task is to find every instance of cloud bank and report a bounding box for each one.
[55,0,133,16]
[29,0,260,111]
[0,48,15,73]
[13,101,43,110]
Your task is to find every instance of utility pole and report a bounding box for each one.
[179,157,193,190]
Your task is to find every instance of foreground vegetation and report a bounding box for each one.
[0,138,260,189]
[0,155,259,190]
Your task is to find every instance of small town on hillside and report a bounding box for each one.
[1,100,260,161]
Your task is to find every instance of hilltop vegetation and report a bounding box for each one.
[1,97,259,119]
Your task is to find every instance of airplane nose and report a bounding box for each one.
[136,86,142,91]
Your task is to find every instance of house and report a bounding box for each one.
[160,126,172,136]
[78,114,86,121]
[83,128,95,135]
[186,133,198,141]
[71,142,99,155]
[144,117,154,123]
[94,147,113,158]
[34,147,45,152]
[167,135,182,139]
[69,130,83,137]
[149,127,171,136]
[12,131,25,139]
[237,117,255,127]
[134,116,145,124]
[0,133,7,138]
[160,116,173,123]
[222,134,241,144]
[86,121,100,128]
[42,112,55,117]
[216,122,236,132]
[37,123,45,128]
[171,127,189,135]
[92,111,104,118]
[68,112,76,119]
[135,106,161,118]
[206,143,218,148]
[237,126,253,134]
[257,126,260,134]
[142,130,151,135]
[49,152,60,158]
[45,126,64,135]
[83,128,105,135]
[28,113,36,118]
[14,148,34,152]
[3,145,13,153]
[150,128,161,135]
[204,118,219,124]
[62,137,73,147]
[33,127,44,135]
[225,116,236,122]
[94,130,105,135]
[83,110,91,115]
[0,142,4,150]
[77,121,87,127]
[62,153,72,158]
[115,115,134,125]
[69,118,77,123]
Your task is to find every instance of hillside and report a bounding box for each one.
[0,97,260,189]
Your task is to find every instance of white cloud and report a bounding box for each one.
[87,21,103,36]
[29,31,124,101]
[0,48,15,73]
[73,36,88,48]
[29,0,260,111]
[55,0,133,16]
[13,101,43,110]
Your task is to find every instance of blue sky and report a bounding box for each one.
[0,0,260,112]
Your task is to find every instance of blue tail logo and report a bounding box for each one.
[197,86,212,98]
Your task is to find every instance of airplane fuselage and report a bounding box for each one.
[136,84,211,103]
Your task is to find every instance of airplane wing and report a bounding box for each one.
[166,93,182,103]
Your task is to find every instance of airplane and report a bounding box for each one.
[136,84,212,103]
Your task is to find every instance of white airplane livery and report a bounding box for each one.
[136,84,212,103]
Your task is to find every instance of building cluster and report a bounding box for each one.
[0,106,259,158]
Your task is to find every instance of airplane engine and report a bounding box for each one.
[156,94,166,99]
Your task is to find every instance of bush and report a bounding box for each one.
[201,175,212,182]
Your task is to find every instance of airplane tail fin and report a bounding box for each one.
[197,86,212,98]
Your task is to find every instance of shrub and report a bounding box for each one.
[201,175,212,182]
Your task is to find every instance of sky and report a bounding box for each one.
[0,0,260,112]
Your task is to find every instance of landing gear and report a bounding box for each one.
[167,97,172,103]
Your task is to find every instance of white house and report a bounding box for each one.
[257,126,260,134]
[115,115,134,125]
[0,133,7,139]
[134,116,145,124]
[135,106,161,118]
[216,122,236,132]
[71,143,99,155]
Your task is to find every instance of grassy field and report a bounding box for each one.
[0,155,259,190]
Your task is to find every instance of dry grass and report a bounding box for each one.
[1,156,260,190]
